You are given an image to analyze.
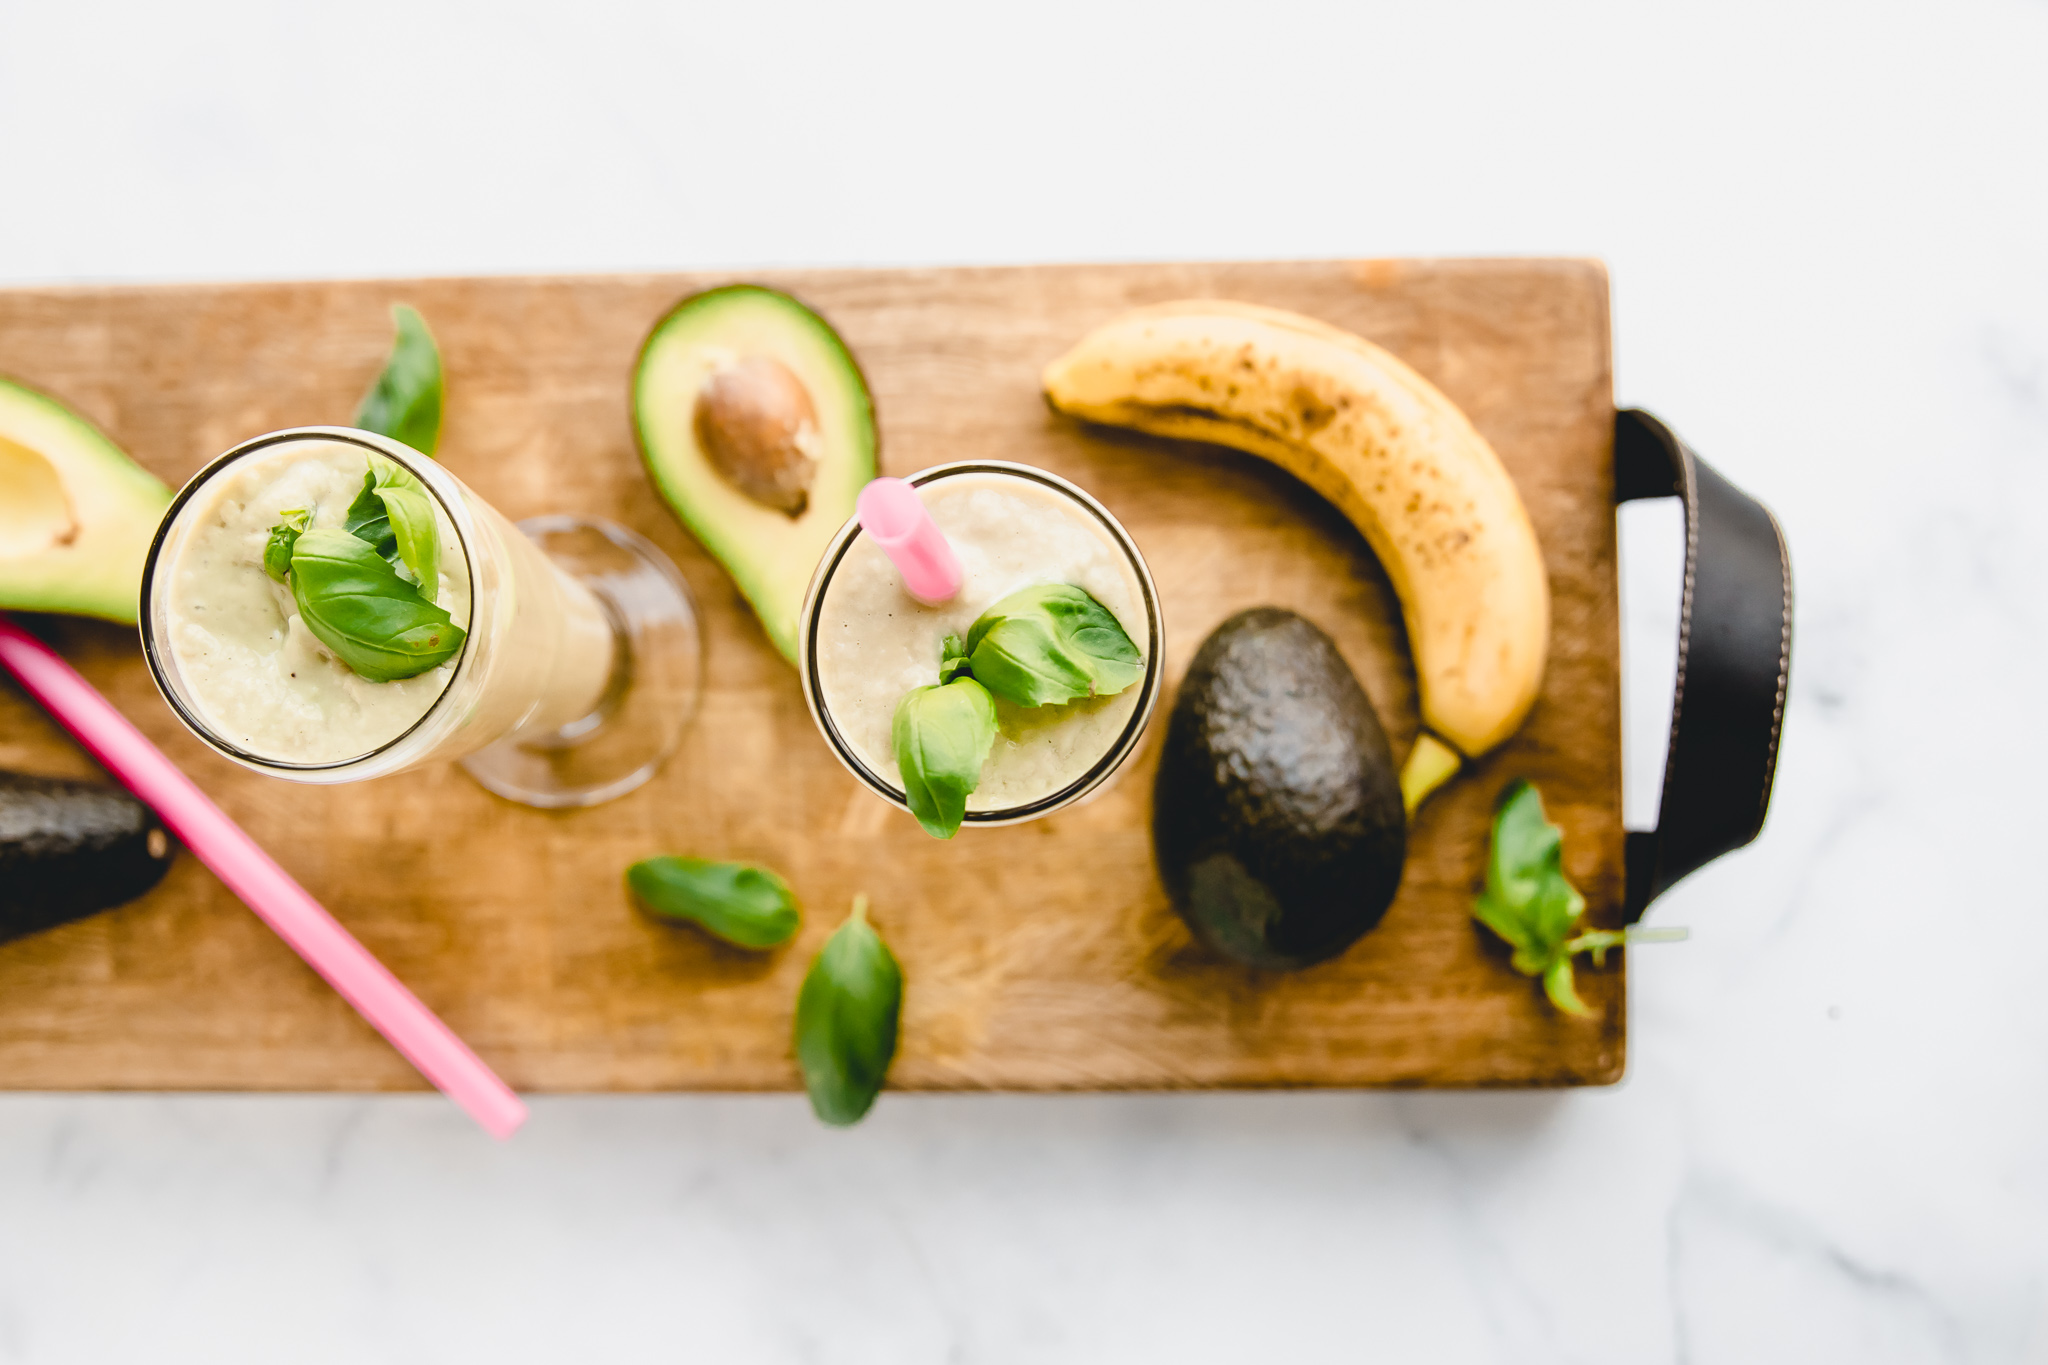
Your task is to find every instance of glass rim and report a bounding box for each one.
[138,425,481,774]
[797,460,1165,826]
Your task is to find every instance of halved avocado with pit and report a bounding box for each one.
[632,286,877,663]
[0,376,171,624]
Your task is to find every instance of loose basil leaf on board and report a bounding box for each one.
[964,584,1143,708]
[892,676,997,839]
[289,528,467,682]
[794,895,902,1127]
[1472,779,1626,1016]
[354,303,444,458]
[627,856,800,950]
[937,632,972,685]
[263,508,311,584]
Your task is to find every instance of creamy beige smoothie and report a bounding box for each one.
[161,440,471,763]
[809,468,1154,812]
[147,432,614,772]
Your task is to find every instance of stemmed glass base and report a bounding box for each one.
[460,516,701,809]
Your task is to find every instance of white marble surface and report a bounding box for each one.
[2,0,2045,1359]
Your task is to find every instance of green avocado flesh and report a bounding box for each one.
[0,376,171,624]
[632,285,877,663]
[1153,607,1407,970]
[0,770,174,944]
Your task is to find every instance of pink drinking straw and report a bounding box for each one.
[856,477,962,605]
[0,614,527,1140]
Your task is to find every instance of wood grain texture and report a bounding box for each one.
[0,259,1619,1092]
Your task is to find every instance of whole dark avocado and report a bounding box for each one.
[0,771,174,944]
[1153,608,1406,970]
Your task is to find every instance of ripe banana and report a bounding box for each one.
[1041,300,1549,811]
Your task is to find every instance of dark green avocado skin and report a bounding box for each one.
[1152,608,1406,970]
[0,772,173,945]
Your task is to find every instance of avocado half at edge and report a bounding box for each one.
[1153,607,1407,970]
[0,375,172,624]
[632,285,877,663]
[1,769,175,945]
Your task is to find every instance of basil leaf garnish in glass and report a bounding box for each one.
[798,461,1162,835]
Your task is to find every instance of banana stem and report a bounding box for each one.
[1399,733,1463,816]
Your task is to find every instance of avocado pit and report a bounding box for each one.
[692,355,821,517]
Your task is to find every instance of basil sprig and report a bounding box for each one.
[286,528,466,682]
[1473,780,1625,1016]
[343,458,443,602]
[266,474,462,681]
[627,856,801,949]
[892,676,998,840]
[885,584,1143,839]
[794,895,902,1126]
[964,584,1144,708]
[354,303,443,458]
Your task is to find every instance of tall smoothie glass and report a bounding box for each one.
[140,426,699,807]
[798,460,1163,829]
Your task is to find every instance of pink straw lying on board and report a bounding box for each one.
[856,477,962,605]
[0,615,527,1140]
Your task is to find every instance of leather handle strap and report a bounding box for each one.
[1615,409,1793,920]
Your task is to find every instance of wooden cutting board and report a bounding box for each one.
[0,259,1620,1092]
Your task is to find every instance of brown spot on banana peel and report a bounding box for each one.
[1291,387,1337,436]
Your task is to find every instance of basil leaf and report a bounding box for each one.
[1472,779,1614,1017]
[794,895,902,1126]
[937,632,972,685]
[289,528,466,682]
[892,676,997,839]
[627,856,800,949]
[964,584,1143,708]
[354,303,443,457]
[339,458,444,602]
[1542,957,1589,1017]
[370,459,440,602]
[342,469,397,561]
[263,508,310,584]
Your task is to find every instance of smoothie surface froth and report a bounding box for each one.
[814,471,1148,810]
[163,439,471,764]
